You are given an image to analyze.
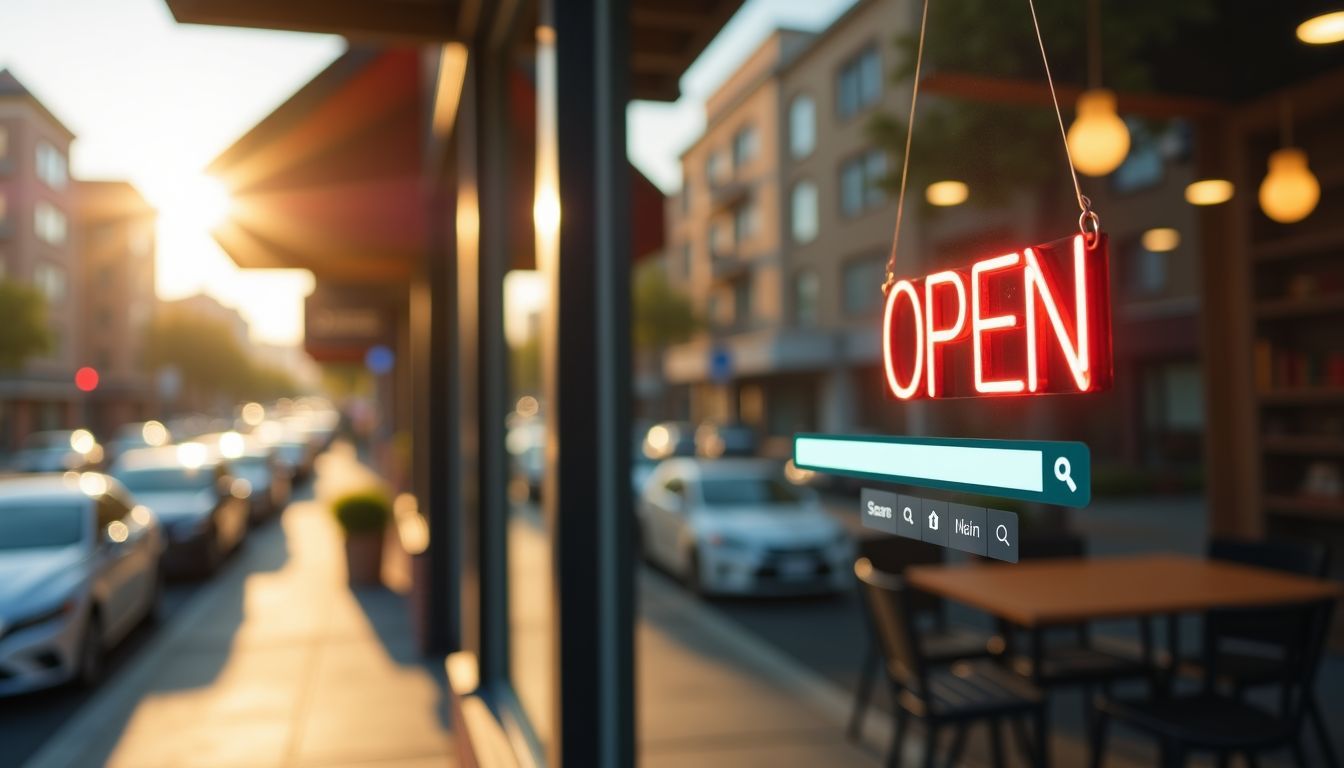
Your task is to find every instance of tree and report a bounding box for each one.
[869,0,1214,215]
[147,305,299,407]
[632,260,700,350]
[0,280,53,371]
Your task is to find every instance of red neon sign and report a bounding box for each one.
[882,233,1112,399]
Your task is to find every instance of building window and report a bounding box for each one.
[733,198,758,245]
[842,255,885,315]
[795,270,819,327]
[789,95,816,158]
[840,150,887,218]
[34,260,67,303]
[731,125,758,170]
[837,44,882,119]
[36,141,68,190]
[706,151,726,187]
[679,243,691,279]
[0,126,8,159]
[34,201,67,245]
[791,181,819,244]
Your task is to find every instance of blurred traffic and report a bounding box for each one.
[0,397,340,698]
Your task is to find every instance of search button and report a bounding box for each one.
[986,508,1019,564]
[895,494,922,540]
[859,488,900,535]
[1055,456,1077,493]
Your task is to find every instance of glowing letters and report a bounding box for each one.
[881,233,1112,400]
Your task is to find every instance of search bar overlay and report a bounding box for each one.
[795,434,1090,507]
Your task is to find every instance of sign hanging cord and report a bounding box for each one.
[883,0,1099,296]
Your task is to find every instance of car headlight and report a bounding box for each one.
[1,598,77,640]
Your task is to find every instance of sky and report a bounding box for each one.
[1,0,855,344]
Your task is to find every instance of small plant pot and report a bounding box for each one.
[344,529,385,586]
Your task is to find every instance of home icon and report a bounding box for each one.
[928,510,940,531]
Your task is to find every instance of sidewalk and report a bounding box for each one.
[24,447,455,768]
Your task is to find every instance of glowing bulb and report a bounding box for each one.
[70,429,95,454]
[1066,89,1131,177]
[178,442,206,469]
[1184,179,1235,206]
[1258,148,1320,223]
[925,180,969,207]
[219,431,245,459]
[142,420,168,447]
[1141,228,1180,253]
[241,402,265,427]
[1297,11,1344,44]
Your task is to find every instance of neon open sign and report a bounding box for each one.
[882,233,1113,399]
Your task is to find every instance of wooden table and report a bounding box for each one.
[906,553,1344,629]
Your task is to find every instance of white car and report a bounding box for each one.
[0,475,163,696]
[637,458,853,596]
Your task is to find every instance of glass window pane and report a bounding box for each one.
[841,161,863,217]
[791,181,818,244]
[859,48,881,108]
[795,270,819,327]
[789,96,815,158]
[843,256,884,315]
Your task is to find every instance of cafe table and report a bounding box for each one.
[905,552,1344,689]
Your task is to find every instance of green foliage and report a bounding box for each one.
[633,260,700,350]
[332,490,391,534]
[0,280,53,371]
[869,0,1215,203]
[147,304,299,402]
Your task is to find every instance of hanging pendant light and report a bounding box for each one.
[1258,101,1320,223]
[1066,0,1130,177]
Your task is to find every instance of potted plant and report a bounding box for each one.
[333,490,391,585]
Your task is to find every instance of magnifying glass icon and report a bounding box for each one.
[1054,456,1077,492]
[996,524,1010,547]
[903,506,914,525]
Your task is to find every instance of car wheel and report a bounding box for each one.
[76,612,105,689]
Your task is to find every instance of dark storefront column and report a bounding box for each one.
[540,0,635,765]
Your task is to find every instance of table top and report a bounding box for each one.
[906,553,1344,628]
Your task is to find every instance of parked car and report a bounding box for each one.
[636,458,852,596]
[0,474,163,695]
[693,421,759,458]
[110,446,250,578]
[105,421,172,464]
[196,432,290,522]
[641,421,696,461]
[272,438,314,483]
[11,430,102,473]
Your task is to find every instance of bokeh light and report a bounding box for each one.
[70,429,96,454]
[178,442,207,469]
[241,402,266,427]
[219,431,246,459]
[142,420,169,447]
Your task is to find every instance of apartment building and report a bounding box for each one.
[663,0,1205,471]
[75,180,157,435]
[0,69,82,449]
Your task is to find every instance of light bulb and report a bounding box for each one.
[1066,89,1131,177]
[1184,179,1234,206]
[1258,148,1320,223]
[1297,11,1344,44]
[925,180,969,207]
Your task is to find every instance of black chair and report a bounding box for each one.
[1093,597,1334,768]
[1175,537,1337,766]
[998,534,1154,761]
[855,558,1049,768]
[848,537,1001,742]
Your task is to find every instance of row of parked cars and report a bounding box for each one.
[0,401,339,697]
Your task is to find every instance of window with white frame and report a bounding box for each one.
[36,141,68,190]
[34,201,67,245]
[789,95,816,158]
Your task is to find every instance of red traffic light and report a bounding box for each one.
[75,366,99,392]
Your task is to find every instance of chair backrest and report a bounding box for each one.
[855,557,930,698]
[1206,537,1332,648]
[855,536,945,617]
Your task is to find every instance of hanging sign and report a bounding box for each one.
[882,232,1112,400]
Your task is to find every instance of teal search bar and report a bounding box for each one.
[793,434,1091,507]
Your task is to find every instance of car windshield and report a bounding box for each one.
[0,502,85,550]
[116,467,214,494]
[23,433,69,450]
[699,477,802,507]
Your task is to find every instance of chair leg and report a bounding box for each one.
[849,641,879,742]
[923,723,940,768]
[1308,694,1342,768]
[887,707,909,768]
[1011,716,1035,765]
[1033,707,1051,768]
[945,723,968,768]
[1089,710,1108,768]
[989,718,1007,768]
